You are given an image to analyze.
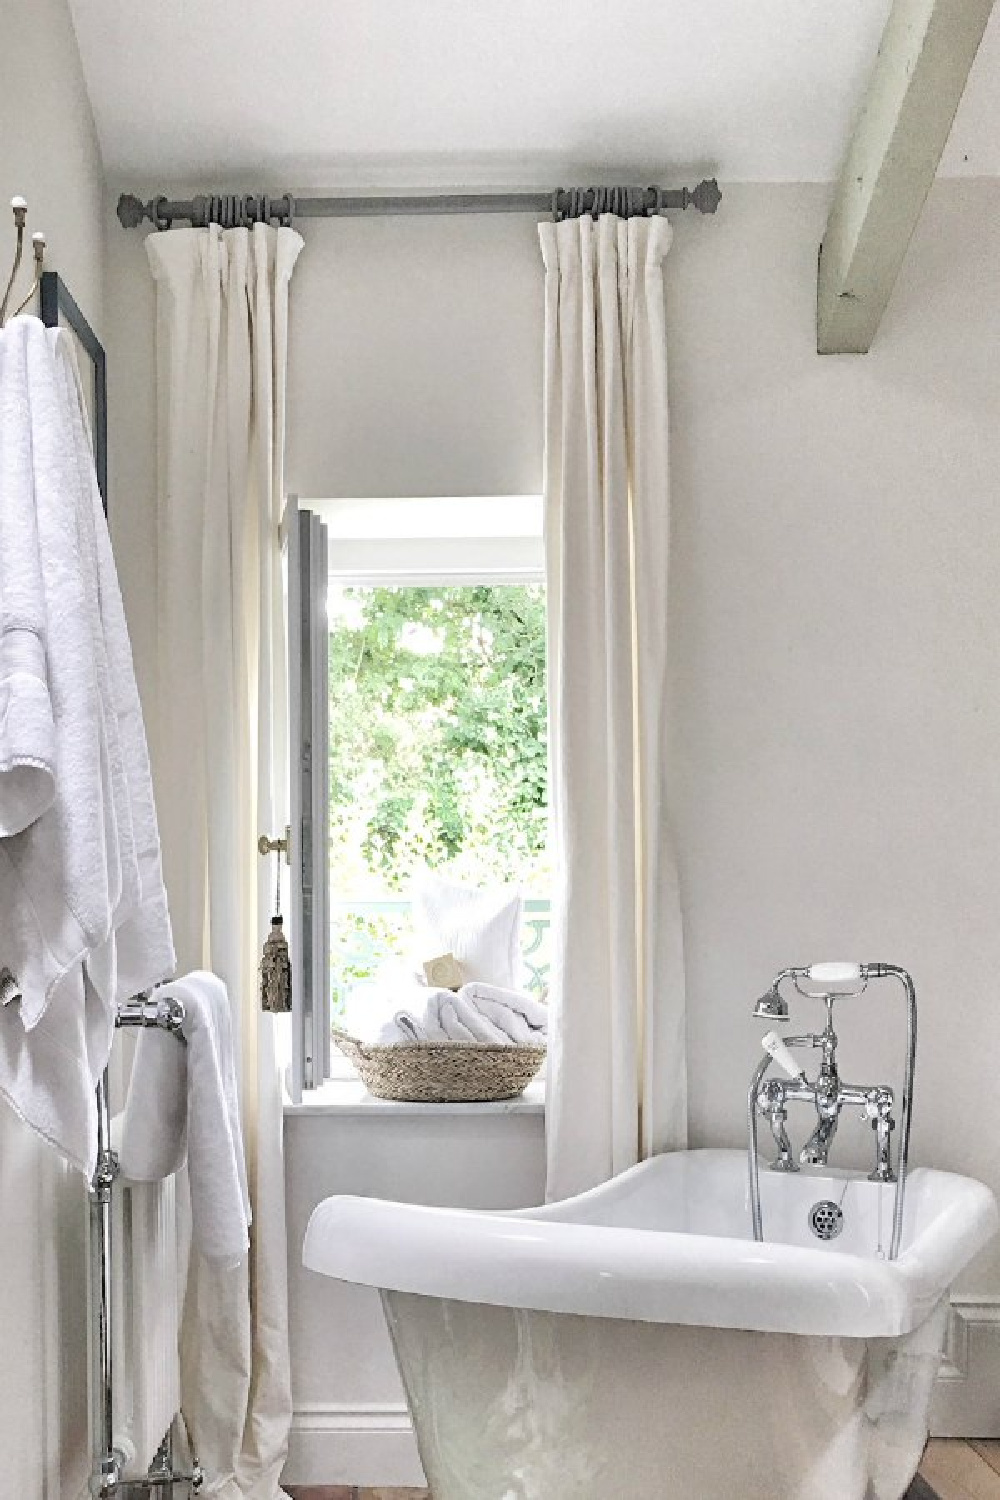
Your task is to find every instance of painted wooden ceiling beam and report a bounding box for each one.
[817,0,994,355]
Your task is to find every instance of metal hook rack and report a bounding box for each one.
[0,195,46,326]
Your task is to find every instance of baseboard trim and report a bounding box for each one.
[292,1400,413,1433]
[283,1401,424,1488]
[931,1296,1000,1437]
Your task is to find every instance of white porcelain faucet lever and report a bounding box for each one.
[761,1031,806,1080]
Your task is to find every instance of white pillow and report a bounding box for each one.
[412,873,523,990]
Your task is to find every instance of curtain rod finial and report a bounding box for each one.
[116,193,147,230]
[688,178,722,215]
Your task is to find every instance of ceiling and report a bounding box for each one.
[68,0,1000,189]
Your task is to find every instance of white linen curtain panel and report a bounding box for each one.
[540,213,686,1201]
[147,222,302,1499]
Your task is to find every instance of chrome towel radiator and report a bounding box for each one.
[90,993,203,1497]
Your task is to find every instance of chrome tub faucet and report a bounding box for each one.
[756,1007,896,1181]
[747,963,917,1260]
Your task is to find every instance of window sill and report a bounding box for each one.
[284,1074,546,1118]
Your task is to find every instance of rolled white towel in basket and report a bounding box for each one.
[377,982,548,1047]
[461,982,548,1042]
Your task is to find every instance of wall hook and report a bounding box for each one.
[0,197,46,326]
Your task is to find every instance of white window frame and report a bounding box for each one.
[283,496,331,1101]
[288,493,545,1090]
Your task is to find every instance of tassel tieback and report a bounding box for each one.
[260,915,292,1013]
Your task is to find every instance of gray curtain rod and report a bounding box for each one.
[116,180,722,231]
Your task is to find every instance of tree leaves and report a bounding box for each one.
[329,584,549,891]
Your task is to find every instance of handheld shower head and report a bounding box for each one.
[753,963,868,1020]
[753,985,789,1021]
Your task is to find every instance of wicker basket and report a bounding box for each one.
[332,1026,546,1103]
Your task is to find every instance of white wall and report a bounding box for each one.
[284,1098,545,1486]
[665,180,1000,1250]
[287,211,544,498]
[0,2,106,1494]
[104,177,1000,1473]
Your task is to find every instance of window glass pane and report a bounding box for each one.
[329,583,550,1024]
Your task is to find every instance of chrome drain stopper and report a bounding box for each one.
[808,1200,844,1240]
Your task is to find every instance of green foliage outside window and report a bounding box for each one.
[328,584,550,898]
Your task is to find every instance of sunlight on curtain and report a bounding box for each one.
[540,214,686,1200]
[147,221,302,1499]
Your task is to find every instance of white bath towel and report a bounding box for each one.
[459,982,549,1043]
[120,972,250,1266]
[0,326,56,835]
[0,964,114,1177]
[54,334,174,998]
[0,317,174,1176]
[115,1023,187,1183]
[377,982,548,1047]
[428,989,484,1042]
[375,989,452,1045]
[380,1009,434,1045]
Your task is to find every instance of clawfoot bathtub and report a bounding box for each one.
[303,1148,997,1500]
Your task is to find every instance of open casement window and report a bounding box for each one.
[283,495,331,1101]
[288,494,546,1089]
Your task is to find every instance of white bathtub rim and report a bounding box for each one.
[302,1148,998,1340]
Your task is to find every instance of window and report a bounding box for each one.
[284,495,549,1094]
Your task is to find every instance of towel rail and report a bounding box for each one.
[28,267,187,1495]
[90,993,203,1497]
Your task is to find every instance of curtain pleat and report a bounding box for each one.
[147,222,303,1499]
[540,214,686,1201]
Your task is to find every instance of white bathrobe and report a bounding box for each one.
[0,318,174,1176]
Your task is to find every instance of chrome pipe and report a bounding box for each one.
[876,964,917,1261]
[747,1053,770,1241]
[89,1068,123,1498]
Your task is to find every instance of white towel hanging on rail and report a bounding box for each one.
[0,316,174,1177]
[120,971,251,1267]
